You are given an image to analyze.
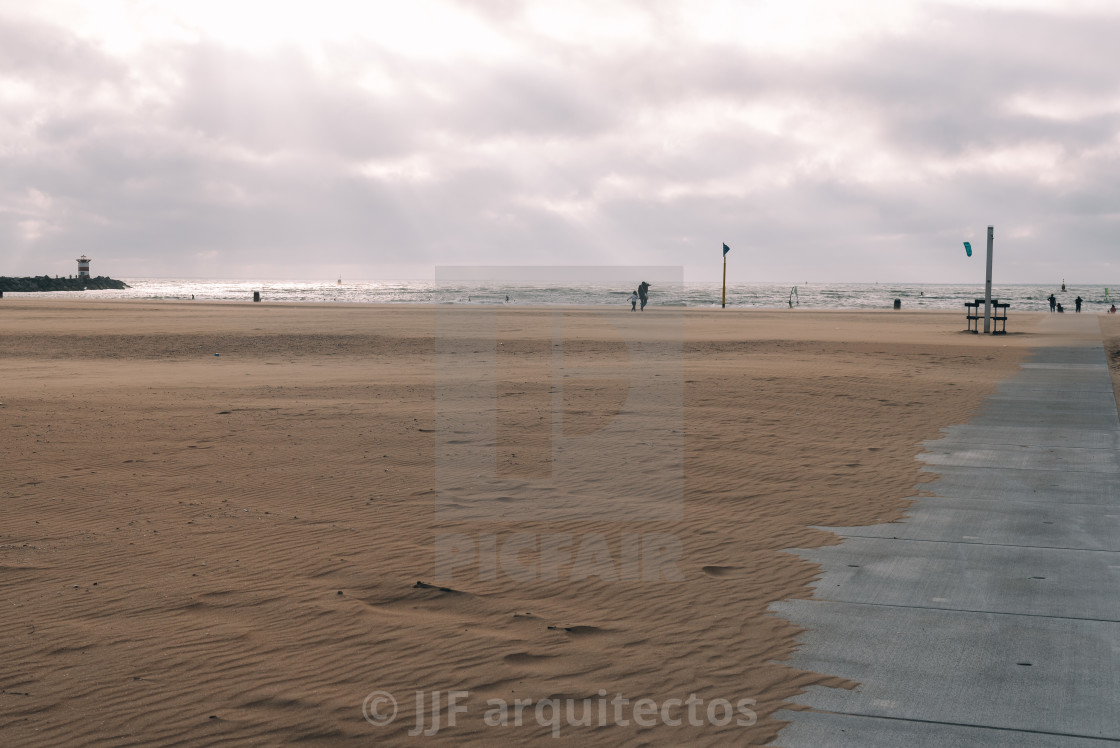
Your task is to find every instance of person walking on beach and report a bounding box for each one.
[629,290,638,311]
[1075,295,1083,313]
[1048,293,1057,312]
[638,281,650,311]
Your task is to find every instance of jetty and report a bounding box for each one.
[0,276,130,293]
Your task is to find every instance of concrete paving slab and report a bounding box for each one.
[769,600,1120,740]
[819,498,1120,551]
[977,393,1119,412]
[999,363,1111,376]
[1027,351,1104,362]
[994,384,1118,399]
[768,709,1120,748]
[1008,362,1108,372]
[1021,362,1108,370]
[929,425,1120,450]
[983,391,1120,409]
[919,444,1120,473]
[995,382,1115,396]
[1024,346,1107,365]
[960,407,1119,430]
[788,538,1120,620]
[920,465,1120,505]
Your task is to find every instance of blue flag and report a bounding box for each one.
[963,241,972,257]
[723,243,730,256]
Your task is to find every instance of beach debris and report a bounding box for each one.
[413,580,459,593]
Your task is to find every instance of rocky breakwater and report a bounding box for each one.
[0,276,130,292]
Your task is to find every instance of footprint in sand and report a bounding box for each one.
[412,581,464,594]
[503,652,557,665]
[546,624,604,636]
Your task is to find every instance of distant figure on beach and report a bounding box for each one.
[1111,305,1117,314]
[629,291,638,311]
[1057,303,1064,313]
[1048,294,1057,312]
[191,294,195,300]
[505,295,509,303]
[1075,296,1082,313]
[638,281,650,311]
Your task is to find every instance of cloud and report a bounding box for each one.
[1,1,1119,281]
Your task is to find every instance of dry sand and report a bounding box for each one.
[0,300,1065,745]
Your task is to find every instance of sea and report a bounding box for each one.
[15,279,1117,313]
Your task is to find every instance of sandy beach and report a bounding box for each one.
[2,300,1101,745]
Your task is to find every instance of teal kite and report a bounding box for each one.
[963,241,972,257]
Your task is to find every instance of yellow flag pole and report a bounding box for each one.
[721,252,727,308]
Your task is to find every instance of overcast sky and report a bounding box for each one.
[2,0,1118,283]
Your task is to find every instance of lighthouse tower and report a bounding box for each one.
[76,255,91,278]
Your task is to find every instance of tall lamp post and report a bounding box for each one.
[983,226,994,333]
[721,243,730,308]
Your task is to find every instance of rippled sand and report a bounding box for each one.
[1,300,1053,745]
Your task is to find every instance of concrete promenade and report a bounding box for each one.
[769,314,1120,747]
